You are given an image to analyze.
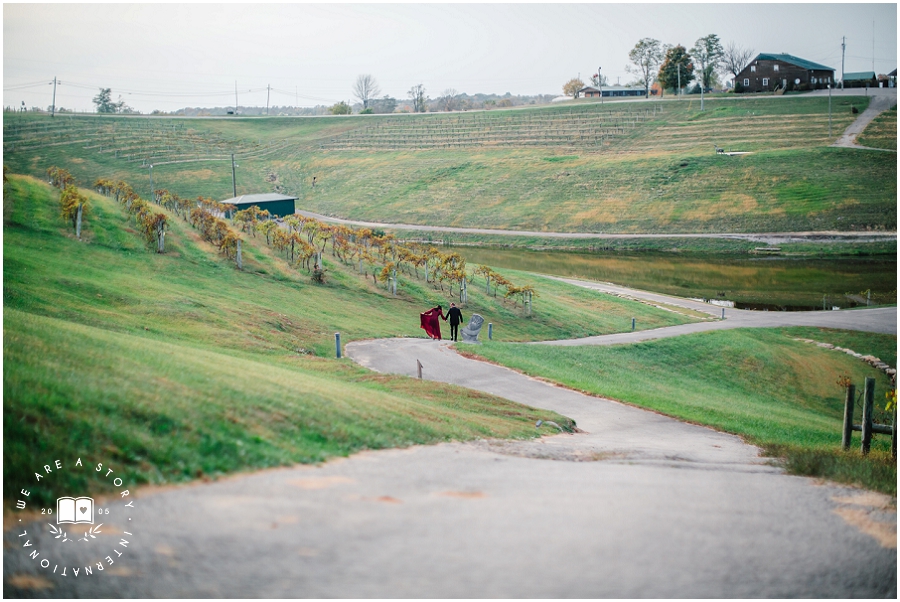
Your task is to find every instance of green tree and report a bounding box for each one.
[658,45,694,94]
[329,101,352,115]
[93,88,118,113]
[628,38,664,98]
[690,34,725,96]
[690,34,725,111]
[92,88,133,113]
[372,95,397,114]
[562,78,586,98]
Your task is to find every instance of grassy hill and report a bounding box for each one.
[3,94,895,235]
[3,174,694,504]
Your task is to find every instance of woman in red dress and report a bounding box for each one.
[420,305,446,340]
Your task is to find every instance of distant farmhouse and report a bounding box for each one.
[221,193,297,218]
[578,85,657,98]
[735,53,835,93]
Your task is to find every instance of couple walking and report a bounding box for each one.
[420,303,463,341]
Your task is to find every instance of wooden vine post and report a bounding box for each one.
[75,204,83,239]
[862,377,875,454]
[842,377,896,458]
[841,384,856,450]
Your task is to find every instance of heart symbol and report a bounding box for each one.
[79,506,87,514]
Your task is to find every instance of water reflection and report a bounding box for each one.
[457,247,897,310]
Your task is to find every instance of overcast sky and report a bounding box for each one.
[4,2,897,113]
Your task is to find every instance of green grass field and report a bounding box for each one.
[465,327,897,494]
[3,174,693,504]
[857,104,897,150]
[3,94,894,235]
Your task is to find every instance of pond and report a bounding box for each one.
[457,247,897,311]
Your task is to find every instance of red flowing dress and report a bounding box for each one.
[420,307,445,340]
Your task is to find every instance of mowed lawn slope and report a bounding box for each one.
[857,104,897,150]
[468,327,897,494]
[3,175,692,504]
[3,95,894,234]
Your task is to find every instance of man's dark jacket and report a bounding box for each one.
[447,307,463,325]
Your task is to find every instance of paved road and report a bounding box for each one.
[541,277,897,346]
[7,281,895,597]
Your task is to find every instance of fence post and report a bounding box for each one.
[236,239,242,270]
[861,377,875,455]
[631,317,636,331]
[488,323,493,340]
[417,359,423,379]
[892,404,897,459]
[842,384,856,450]
[335,333,341,359]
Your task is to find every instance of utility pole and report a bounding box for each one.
[231,154,237,197]
[50,76,57,117]
[234,80,238,114]
[872,21,875,74]
[841,36,846,89]
[828,84,832,137]
[266,84,271,115]
[598,66,603,104]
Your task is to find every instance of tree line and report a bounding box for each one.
[563,35,754,100]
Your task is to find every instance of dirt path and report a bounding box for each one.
[296,209,896,243]
[831,89,897,150]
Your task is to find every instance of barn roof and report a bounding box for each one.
[843,71,876,81]
[221,193,298,206]
[755,53,834,72]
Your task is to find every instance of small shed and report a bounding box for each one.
[578,85,655,98]
[842,71,877,88]
[221,193,297,218]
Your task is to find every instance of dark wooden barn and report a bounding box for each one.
[735,53,835,93]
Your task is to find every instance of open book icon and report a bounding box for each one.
[57,497,94,525]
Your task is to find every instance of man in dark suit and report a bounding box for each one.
[445,302,463,342]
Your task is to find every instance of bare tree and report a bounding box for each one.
[439,88,460,111]
[408,84,426,113]
[722,42,754,85]
[628,38,664,98]
[353,74,381,110]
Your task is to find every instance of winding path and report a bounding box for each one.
[4,292,896,598]
[338,290,896,597]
